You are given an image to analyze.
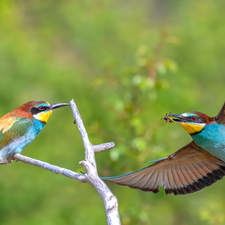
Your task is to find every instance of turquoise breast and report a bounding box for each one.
[1,119,46,158]
[191,123,225,162]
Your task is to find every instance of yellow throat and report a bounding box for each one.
[180,122,206,134]
[33,110,53,123]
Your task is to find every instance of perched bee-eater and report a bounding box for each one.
[102,102,225,195]
[0,101,69,164]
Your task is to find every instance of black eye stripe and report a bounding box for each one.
[186,116,206,123]
[30,106,49,115]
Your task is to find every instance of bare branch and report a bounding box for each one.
[10,99,121,225]
[69,99,95,165]
[93,142,115,153]
[69,99,121,225]
[13,153,86,183]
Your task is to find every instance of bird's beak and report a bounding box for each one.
[50,103,70,110]
[167,114,187,122]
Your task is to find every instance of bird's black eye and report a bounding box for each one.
[39,106,44,111]
[192,116,197,121]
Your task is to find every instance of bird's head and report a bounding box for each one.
[167,111,214,135]
[16,101,69,123]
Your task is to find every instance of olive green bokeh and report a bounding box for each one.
[0,0,225,224]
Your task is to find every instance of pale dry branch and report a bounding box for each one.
[93,142,115,152]
[69,99,121,225]
[13,153,87,183]
[11,99,121,225]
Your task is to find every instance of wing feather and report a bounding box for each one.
[131,171,152,188]
[103,141,225,195]
[0,117,32,150]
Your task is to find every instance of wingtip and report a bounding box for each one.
[163,165,225,195]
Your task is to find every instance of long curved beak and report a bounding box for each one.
[169,114,186,122]
[50,103,70,110]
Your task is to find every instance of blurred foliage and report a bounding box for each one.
[0,0,225,224]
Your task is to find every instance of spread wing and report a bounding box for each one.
[102,141,225,195]
[0,117,32,150]
[215,102,225,125]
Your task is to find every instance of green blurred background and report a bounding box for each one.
[0,0,225,224]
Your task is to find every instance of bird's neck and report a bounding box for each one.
[33,118,46,134]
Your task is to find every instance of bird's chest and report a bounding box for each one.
[192,123,225,162]
[1,120,45,156]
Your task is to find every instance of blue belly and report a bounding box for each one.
[191,123,225,162]
[1,119,45,158]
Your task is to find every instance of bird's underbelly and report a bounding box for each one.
[2,130,37,154]
[0,123,43,163]
[192,124,225,162]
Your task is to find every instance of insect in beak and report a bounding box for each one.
[162,112,174,125]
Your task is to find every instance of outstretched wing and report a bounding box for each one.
[102,141,225,195]
[0,117,32,149]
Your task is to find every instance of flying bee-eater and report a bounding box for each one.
[0,101,69,164]
[102,102,225,195]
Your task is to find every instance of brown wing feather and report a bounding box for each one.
[103,141,225,195]
[215,102,225,125]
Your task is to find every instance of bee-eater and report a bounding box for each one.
[102,102,225,195]
[0,101,69,164]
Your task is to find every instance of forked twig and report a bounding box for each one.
[13,99,121,225]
